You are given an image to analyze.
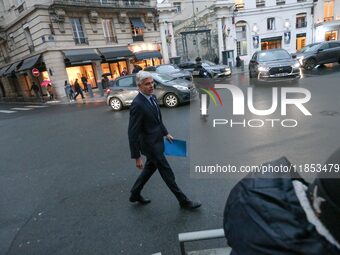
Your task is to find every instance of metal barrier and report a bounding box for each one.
[178,228,229,255]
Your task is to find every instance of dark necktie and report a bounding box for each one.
[150,97,159,119]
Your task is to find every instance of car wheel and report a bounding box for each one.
[163,93,179,108]
[109,97,123,111]
[304,58,316,70]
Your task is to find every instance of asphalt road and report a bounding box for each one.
[1,65,340,255]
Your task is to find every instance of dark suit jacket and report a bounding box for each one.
[128,93,168,159]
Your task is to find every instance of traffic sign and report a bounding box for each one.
[32,68,40,77]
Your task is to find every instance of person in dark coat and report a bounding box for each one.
[81,75,88,92]
[128,71,201,210]
[73,79,85,101]
[223,150,340,255]
[132,64,142,74]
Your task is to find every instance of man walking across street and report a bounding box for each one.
[128,71,201,210]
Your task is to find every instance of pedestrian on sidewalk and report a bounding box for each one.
[121,67,128,76]
[81,75,88,92]
[31,82,41,100]
[47,83,54,100]
[64,80,74,102]
[128,71,201,210]
[73,79,85,103]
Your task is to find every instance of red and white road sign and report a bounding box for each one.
[32,68,40,77]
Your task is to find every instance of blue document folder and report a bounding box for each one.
[164,139,187,157]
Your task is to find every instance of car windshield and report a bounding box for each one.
[299,43,321,53]
[258,50,291,62]
[151,73,175,83]
[156,65,180,73]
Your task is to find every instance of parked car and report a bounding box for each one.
[249,49,301,82]
[178,60,232,78]
[295,41,340,70]
[106,73,197,111]
[144,64,192,81]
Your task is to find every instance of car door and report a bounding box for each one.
[249,53,258,75]
[115,76,138,104]
[329,42,340,63]
[316,43,333,64]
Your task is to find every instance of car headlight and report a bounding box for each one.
[292,62,300,68]
[173,85,189,91]
[258,66,269,72]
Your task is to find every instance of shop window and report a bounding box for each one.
[102,19,117,44]
[324,0,334,22]
[325,30,337,41]
[70,18,88,45]
[66,65,97,89]
[267,18,275,30]
[296,34,306,51]
[261,39,282,50]
[101,60,129,80]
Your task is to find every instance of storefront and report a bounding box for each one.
[129,43,163,69]
[296,33,306,51]
[261,36,282,50]
[98,47,133,81]
[63,49,101,89]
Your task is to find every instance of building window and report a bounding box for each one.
[276,0,285,5]
[130,19,144,42]
[173,2,181,13]
[236,22,247,56]
[325,30,338,41]
[256,0,265,8]
[296,33,306,51]
[324,0,334,22]
[102,19,117,44]
[70,18,87,45]
[296,13,307,28]
[261,37,282,50]
[235,0,244,10]
[23,26,34,52]
[267,18,275,30]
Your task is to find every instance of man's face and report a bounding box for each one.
[138,77,154,96]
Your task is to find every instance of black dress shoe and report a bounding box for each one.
[180,200,202,210]
[129,195,151,204]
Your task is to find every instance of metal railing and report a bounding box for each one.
[276,0,285,5]
[296,22,307,28]
[132,35,144,42]
[74,37,89,45]
[256,0,265,7]
[52,0,152,8]
[235,3,244,10]
[324,16,334,22]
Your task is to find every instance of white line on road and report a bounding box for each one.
[11,107,33,111]
[0,110,17,113]
[25,105,48,108]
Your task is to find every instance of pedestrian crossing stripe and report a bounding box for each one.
[25,105,48,108]
[0,110,17,113]
[11,107,33,111]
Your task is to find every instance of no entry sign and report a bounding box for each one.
[32,68,40,77]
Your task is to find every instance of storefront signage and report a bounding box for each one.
[32,68,40,77]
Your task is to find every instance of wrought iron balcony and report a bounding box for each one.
[276,0,285,5]
[296,22,307,28]
[132,35,144,42]
[324,16,334,22]
[74,37,89,45]
[51,0,152,9]
[256,0,265,7]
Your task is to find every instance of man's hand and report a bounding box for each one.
[166,134,174,143]
[135,157,144,170]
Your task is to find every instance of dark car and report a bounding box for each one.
[295,41,340,70]
[106,73,197,111]
[144,64,192,81]
[249,49,301,82]
[179,61,232,78]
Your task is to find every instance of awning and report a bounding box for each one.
[130,18,145,29]
[98,47,133,61]
[17,54,41,72]
[261,36,282,42]
[63,49,102,65]
[3,61,22,76]
[134,51,162,61]
[0,65,11,77]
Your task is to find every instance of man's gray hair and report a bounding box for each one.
[136,71,153,86]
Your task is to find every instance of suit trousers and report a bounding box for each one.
[130,155,188,203]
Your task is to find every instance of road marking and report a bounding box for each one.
[11,107,33,111]
[0,110,17,113]
[25,105,48,108]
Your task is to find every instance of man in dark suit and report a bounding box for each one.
[128,71,201,210]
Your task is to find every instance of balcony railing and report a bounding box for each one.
[52,0,152,8]
[132,35,144,42]
[297,0,306,2]
[105,36,118,44]
[276,0,285,5]
[256,0,265,7]
[74,37,89,45]
[296,22,307,28]
[324,16,334,22]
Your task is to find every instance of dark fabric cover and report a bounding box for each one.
[63,49,101,64]
[3,61,22,75]
[17,55,41,71]
[98,47,133,61]
[0,65,11,76]
[223,157,340,255]
[130,18,145,28]
[134,51,162,61]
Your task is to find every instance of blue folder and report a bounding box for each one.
[164,139,187,157]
